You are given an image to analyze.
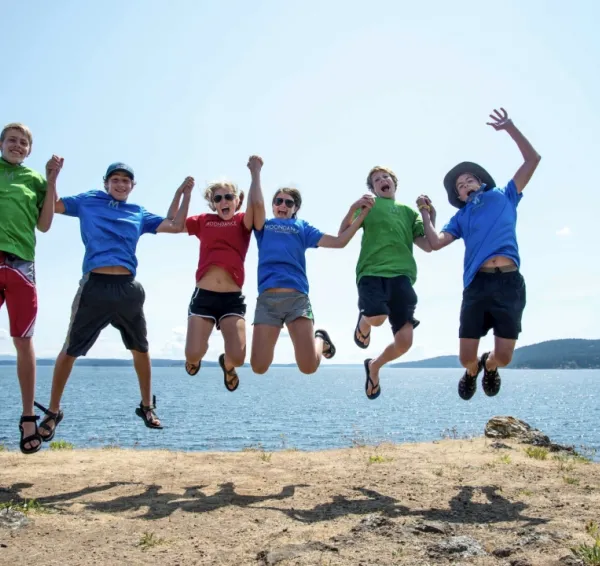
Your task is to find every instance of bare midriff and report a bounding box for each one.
[197,266,241,293]
[92,266,132,275]
[480,256,516,269]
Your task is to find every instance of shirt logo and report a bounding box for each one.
[265,223,299,234]
[108,200,119,209]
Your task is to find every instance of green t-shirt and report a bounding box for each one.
[355,197,424,284]
[0,158,47,261]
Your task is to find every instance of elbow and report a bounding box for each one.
[430,240,442,252]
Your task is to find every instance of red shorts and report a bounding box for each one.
[0,252,37,338]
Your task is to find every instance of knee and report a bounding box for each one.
[459,352,478,368]
[494,350,513,368]
[225,347,246,368]
[185,343,207,362]
[365,315,387,327]
[12,337,33,353]
[250,356,270,375]
[297,361,318,375]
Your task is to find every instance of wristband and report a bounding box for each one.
[418,204,431,212]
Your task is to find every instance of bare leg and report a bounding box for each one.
[250,325,281,374]
[459,338,481,376]
[219,316,246,369]
[185,316,215,374]
[287,317,322,374]
[13,337,39,450]
[131,349,160,426]
[487,337,517,369]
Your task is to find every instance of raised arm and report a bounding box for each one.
[337,194,375,235]
[156,177,194,233]
[245,155,263,231]
[248,155,266,231]
[416,195,456,251]
[487,108,541,193]
[37,155,64,232]
[319,203,372,249]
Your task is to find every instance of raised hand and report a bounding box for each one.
[352,193,375,212]
[45,155,64,183]
[179,176,195,195]
[247,155,263,175]
[416,194,436,223]
[486,107,513,131]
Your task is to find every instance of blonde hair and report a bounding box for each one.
[1,123,33,146]
[272,187,302,219]
[203,181,244,212]
[366,166,398,192]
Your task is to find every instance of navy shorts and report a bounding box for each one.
[459,270,526,340]
[357,275,419,335]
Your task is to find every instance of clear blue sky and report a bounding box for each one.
[1,0,598,363]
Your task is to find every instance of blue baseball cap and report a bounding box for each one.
[105,162,135,180]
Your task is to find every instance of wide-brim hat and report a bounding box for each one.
[443,161,495,209]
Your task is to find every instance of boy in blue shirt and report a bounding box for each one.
[35,163,194,440]
[417,108,541,400]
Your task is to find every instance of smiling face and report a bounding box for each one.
[104,171,135,201]
[272,190,298,219]
[0,128,32,165]
[367,167,397,199]
[455,173,482,203]
[212,186,239,221]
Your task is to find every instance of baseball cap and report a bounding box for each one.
[105,162,135,180]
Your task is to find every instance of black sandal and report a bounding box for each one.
[135,395,163,429]
[364,358,381,400]
[315,329,336,360]
[458,358,484,401]
[354,313,370,349]
[19,415,42,455]
[34,401,64,443]
[219,354,239,392]
[185,360,201,376]
[481,352,501,397]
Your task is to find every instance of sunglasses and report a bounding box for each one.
[213,193,235,203]
[274,197,295,208]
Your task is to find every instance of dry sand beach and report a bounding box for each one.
[1,432,599,566]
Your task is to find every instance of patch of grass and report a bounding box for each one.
[564,476,580,485]
[498,454,512,464]
[260,452,272,462]
[440,426,459,440]
[0,444,6,452]
[0,499,48,514]
[518,489,533,497]
[242,442,264,452]
[571,521,600,565]
[49,440,73,451]
[524,446,548,460]
[553,453,576,472]
[102,443,121,450]
[574,445,597,463]
[367,455,392,465]
[138,531,166,550]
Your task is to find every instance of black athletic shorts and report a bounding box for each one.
[63,273,148,357]
[188,288,246,330]
[357,275,419,335]
[459,269,526,340]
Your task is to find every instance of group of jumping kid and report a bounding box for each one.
[0,107,540,454]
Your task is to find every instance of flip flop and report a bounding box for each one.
[364,358,381,400]
[315,329,336,359]
[354,313,370,349]
[185,360,201,376]
[135,395,163,429]
[219,354,239,392]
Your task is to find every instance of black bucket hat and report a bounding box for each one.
[443,161,495,209]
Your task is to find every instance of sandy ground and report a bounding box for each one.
[0,438,598,566]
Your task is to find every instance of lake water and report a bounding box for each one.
[1,366,599,458]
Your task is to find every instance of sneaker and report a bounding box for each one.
[458,358,483,401]
[481,352,501,396]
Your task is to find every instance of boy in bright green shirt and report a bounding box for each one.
[339,166,431,400]
[0,122,63,454]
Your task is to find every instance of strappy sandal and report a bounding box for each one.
[219,354,239,392]
[185,360,201,376]
[135,395,163,429]
[481,352,501,397]
[315,329,336,360]
[19,415,42,455]
[354,313,370,349]
[364,358,381,400]
[34,401,64,443]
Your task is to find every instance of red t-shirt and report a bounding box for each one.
[186,212,251,288]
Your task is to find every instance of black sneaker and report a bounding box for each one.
[481,352,501,396]
[458,359,483,401]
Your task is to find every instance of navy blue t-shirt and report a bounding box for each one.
[254,218,324,294]
[61,190,164,276]
[443,180,522,288]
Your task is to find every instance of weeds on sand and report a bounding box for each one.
[571,521,600,565]
[367,455,393,465]
[260,452,273,463]
[563,476,580,485]
[50,440,73,450]
[242,442,265,452]
[0,444,6,452]
[138,532,166,550]
[498,454,512,464]
[0,499,49,514]
[524,446,548,460]
[518,489,533,497]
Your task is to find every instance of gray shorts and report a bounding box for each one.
[253,291,314,327]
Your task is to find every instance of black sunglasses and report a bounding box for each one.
[213,193,235,203]
[274,197,295,208]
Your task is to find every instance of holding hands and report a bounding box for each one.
[247,155,263,175]
[45,155,64,184]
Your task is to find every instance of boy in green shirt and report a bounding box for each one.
[0,122,63,454]
[339,166,431,399]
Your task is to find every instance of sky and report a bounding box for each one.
[1,0,599,364]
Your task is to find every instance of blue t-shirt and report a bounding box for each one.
[61,190,164,276]
[442,180,522,289]
[254,218,324,294]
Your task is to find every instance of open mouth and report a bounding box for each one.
[276,209,288,217]
[221,206,231,215]
[467,188,476,197]
[380,183,391,193]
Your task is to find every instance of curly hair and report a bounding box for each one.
[203,181,245,212]
[366,166,398,192]
[272,187,302,219]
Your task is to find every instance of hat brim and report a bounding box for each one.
[443,162,496,209]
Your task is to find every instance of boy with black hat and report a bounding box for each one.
[417,108,541,400]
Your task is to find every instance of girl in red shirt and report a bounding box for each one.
[184,157,261,391]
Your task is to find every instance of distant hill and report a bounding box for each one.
[391,339,600,369]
